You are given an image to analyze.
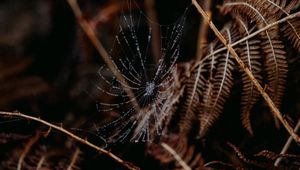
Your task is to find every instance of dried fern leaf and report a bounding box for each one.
[263,1,300,52]
[147,134,204,170]
[222,0,288,128]
[198,25,236,137]
[178,63,207,135]
[228,142,271,168]
[199,57,234,136]
[233,16,263,135]
[255,150,300,160]
[262,37,288,107]
[204,160,244,170]
[281,18,300,52]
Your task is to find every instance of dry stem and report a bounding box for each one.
[67,148,81,170]
[18,133,40,170]
[0,111,140,170]
[161,142,192,170]
[36,155,46,170]
[192,0,300,143]
[274,118,300,166]
[145,0,161,64]
[196,0,211,59]
[66,0,140,112]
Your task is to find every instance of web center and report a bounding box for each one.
[144,82,155,96]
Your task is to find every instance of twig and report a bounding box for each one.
[66,0,140,111]
[36,155,46,170]
[191,0,300,143]
[196,0,211,59]
[204,160,240,169]
[67,148,81,170]
[0,111,140,170]
[274,118,300,166]
[161,142,192,170]
[145,0,161,64]
[18,133,40,170]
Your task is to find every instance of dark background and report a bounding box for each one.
[0,0,300,169]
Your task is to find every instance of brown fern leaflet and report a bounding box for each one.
[147,134,204,170]
[173,0,300,138]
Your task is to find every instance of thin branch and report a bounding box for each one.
[36,155,46,170]
[18,133,40,170]
[66,0,140,111]
[204,160,240,169]
[191,0,300,143]
[0,111,140,170]
[274,118,300,166]
[67,148,81,170]
[196,0,211,59]
[145,0,161,64]
[161,142,192,170]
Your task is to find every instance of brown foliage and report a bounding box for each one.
[1,0,300,169]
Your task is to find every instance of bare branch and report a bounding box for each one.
[0,111,140,170]
[66,0,140,111]
[196,0,211,59]
[274,118,300,166]
[145,0,161,64]
[67,148,81,170]
[18,133,40,170]
[36,155,46,170]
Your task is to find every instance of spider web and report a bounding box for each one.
[95,0,188,144]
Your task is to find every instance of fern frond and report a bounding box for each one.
[228,142,271,168]
[263,37,288,108]
[234,16,263,135]
[178,63,207,135]
[281,18,300,52]
[221,0,288,128]
[198,26,236,137]
[255,150,300,161]
[147,134,204,170]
